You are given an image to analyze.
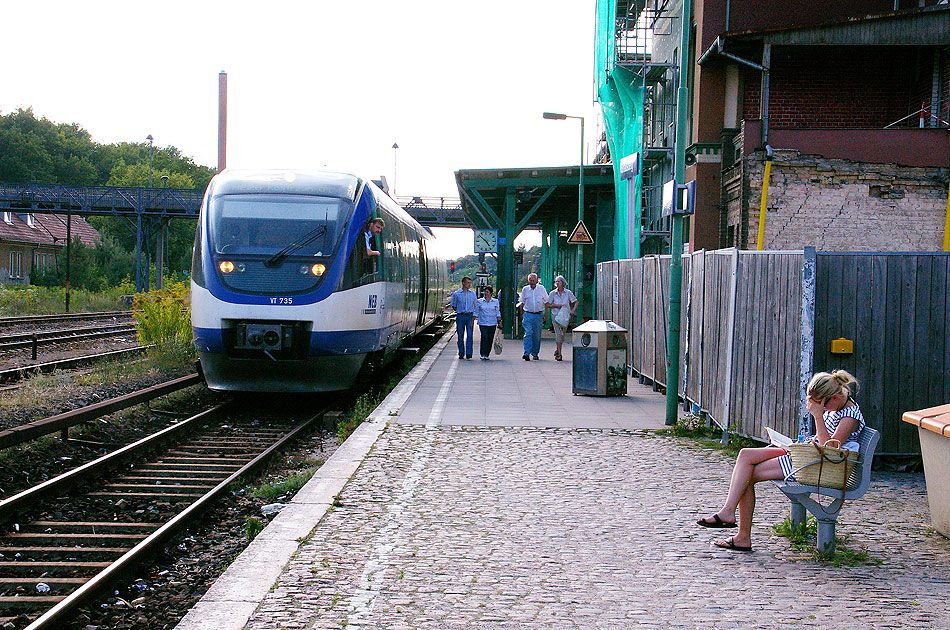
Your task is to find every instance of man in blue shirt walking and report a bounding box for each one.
[450,276,478,359]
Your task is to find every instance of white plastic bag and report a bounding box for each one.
[493,333,503,355]
[554,307,571,327]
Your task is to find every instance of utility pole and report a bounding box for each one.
[65,210,71,312]
[665,0,693,425]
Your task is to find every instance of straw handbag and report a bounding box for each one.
[786,439,861,491]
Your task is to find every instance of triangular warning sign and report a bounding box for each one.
[567,220,593,245]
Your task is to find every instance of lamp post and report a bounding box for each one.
[542,112,585,226]
[136,134,153,293]
[664,0,694,425]
[543,111,585,306]
[392,142,399,195]
[147,134,154,188]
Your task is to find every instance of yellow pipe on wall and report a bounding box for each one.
[944,178,950,252]
[756,152,773,251]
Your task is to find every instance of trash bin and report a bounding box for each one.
[902,404,950,539]
[572,320,627,396]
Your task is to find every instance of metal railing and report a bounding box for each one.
[0,182,203,216]
[395,196,470,227]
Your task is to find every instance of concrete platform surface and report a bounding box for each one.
[176,328,950,630]
[397,333,669,429]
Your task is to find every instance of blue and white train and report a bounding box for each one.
[190,169,448,392]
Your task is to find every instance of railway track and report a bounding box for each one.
[0,311,131,329]
[0,324,137,352]
[0,346,151,385]
[0,401,330,629]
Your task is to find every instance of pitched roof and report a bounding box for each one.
[0,212,100,248]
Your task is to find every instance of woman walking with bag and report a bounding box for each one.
[545,275,577,361]
[473,286,501,360]
[695,369,865,551]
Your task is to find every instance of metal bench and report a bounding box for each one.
[774,427,880,553]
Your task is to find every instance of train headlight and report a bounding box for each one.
[219,260,235,274]
[299,265,309,274]
[310,263,326,276]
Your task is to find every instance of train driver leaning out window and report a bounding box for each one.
[363,217,385,274]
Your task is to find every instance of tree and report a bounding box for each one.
[1,107,216,286]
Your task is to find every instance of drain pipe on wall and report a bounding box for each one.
[944,177,950,252]
[756,145,774,250]
[697,36,768,143]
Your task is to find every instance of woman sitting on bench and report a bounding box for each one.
[696,369,865,551]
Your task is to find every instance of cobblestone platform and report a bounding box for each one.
[178,331,950,629]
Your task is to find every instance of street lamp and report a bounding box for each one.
[146,134,154,189]
[543,112,586,312]
[138,134,154,294]
[542,112,585,225]
[392,142,399,195]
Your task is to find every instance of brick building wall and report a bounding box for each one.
[744,149,949,251]
[742,70,761,120]
[720,164,744,248]
[742,47,932,130]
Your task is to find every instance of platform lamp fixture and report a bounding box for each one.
[147,134,154,188]
[542,112,584,226]
[392,142,399,195]
[543,111,585,297]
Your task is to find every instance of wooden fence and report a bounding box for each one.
[596,248,950,455]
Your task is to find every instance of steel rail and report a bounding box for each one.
[0,311,131,327]
[0,396,217,524]
[0,327,135,351]
[0,345,151,384]
[0,373,201,451]
[0,323,134,345]
[22,405,329,630]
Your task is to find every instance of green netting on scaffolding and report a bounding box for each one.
[594,0,644,260]
[594,0,616,90]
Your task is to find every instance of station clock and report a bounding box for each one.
[473,229,499,254]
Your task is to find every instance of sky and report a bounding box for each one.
[1,1,602,258]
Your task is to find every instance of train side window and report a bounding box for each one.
[339,217,382,290]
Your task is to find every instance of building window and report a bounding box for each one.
[33,251,49,274]
[9,251,22,280]
[2,212,11,224]
[26,213,35,228]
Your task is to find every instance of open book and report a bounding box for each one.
[765,427,793,448]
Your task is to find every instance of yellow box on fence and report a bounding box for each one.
[830,337,853,354]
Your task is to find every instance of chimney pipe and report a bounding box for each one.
[218,71,227,172]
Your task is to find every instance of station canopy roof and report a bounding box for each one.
[454,165,614,231]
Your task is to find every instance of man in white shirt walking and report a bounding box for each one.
[518,273,548,361]
[450,276,478,359]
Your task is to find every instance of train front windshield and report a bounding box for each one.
[210,194,353,257]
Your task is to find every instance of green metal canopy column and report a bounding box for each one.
[455,166,615,339]
[502,189,517,338]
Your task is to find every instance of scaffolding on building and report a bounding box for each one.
[613,0,679,254]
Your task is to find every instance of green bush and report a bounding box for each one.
[249,468,319,501]
[132,282,192,345]
[244,516,264,542]
[0,283,132,316]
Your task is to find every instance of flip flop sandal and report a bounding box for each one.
[697,514,737,528]
[714,537,752,552]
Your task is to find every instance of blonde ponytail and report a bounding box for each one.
[831,369,858,398]
[807,369,859,401]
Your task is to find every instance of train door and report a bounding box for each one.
[417,239,429,328]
